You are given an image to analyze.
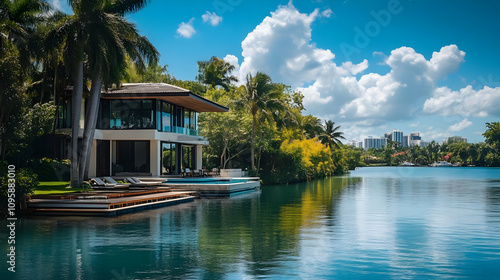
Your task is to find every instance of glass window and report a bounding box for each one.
[190,111,197,130]
[122,100,140,128]
[110,100,122,128]
[156,100,162,131]
[114,140,150,174]
[161,142,177,175]
[182,145,195,170]
[141,100,154,129]
[162,102,171,132]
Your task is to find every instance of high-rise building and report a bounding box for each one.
[402,135,409,147]
[408,132,422,146]
[348,140,364,149]
[364,136,387,150]
[391,129,403,145]
[384,129,403,145]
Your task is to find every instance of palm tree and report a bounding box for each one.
[0,0,49,68]
[47,0,158,186]
[319,120,345,149]
[237,72,284,171]
[0,0,48,159]
[197,56,238,91]
[79,4,159,180]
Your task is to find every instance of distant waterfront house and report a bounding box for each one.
[54,83,228,177]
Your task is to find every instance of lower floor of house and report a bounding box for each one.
[89,139,203,177]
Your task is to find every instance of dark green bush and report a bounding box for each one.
[30,158,70,181]
[0,161,39,217]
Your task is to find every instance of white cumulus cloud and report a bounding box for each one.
[223,54,240,77]
[321,8,333,18]
[423,86,500,117]
[448,119,473,132]
[176,18,196,38]
[202,11,222,26]
[225,3,500,140]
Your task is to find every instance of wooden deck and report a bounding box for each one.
[28,190,197,217]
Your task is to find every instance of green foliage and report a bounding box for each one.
[0,161,39,216]
[30,158,70,181]
[483,122,500,151]
[197,56,238,91]
[259,138,335,184]
[0,40,25,159]
[360,128,500,167]
[5,102,57,166]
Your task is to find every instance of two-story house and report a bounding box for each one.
[55,83,228,178]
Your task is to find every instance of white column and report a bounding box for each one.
[150,140,160,176]
[196,145,203,170]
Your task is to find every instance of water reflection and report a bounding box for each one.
[5,168,500,279]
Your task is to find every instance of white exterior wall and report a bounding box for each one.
[150,140,160,176]
[196,145,203,170]
[89,129,208,177]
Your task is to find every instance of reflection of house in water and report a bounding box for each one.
[54,83,228,177]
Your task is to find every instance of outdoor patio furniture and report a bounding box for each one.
[210,168,219,176]
[90,178,127,189]
[102,177,121,185]
[125,177,165,187]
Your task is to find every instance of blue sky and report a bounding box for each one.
[53,0,500,143]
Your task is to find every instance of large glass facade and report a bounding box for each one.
[98,99,198,136]
[161,142,177,175]
[182,145,195,170]
[162,102,172,132]
[105,100,155,129]
[114,140,150,175]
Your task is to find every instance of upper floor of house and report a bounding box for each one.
[56,83,228,136]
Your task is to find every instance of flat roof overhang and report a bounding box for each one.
[101,92,228,112]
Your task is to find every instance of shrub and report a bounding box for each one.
[260,138,335,184]
[0,161,39,217]
[30,158,70,181]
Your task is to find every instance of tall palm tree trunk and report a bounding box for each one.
[251,114,256,171]
[79,73,102,180]
[70,61,84,188]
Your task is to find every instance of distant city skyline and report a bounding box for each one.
[351,128,468,149]
[51,1,500,143]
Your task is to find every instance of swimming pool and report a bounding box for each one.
[162,178,250,184]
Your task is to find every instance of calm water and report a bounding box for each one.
[3,167,500,279]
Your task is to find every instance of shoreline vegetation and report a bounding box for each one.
[1,1,499,216]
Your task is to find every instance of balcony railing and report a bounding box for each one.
[171,126,198,136]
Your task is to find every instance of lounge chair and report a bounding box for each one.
[90,177,127,189]
[125,177,165,187]
[102,177,121,185]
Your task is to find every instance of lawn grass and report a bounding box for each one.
[34,181,92,195]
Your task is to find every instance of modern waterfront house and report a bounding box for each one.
[54,83,228,178]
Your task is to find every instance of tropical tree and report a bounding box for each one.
[319,120,345,149]
[197,56,238,91]
[0,0,48,160]
[47,0,158,186]
[236,72,285,171]
[0,0,49,68]
[483,122,500,151]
